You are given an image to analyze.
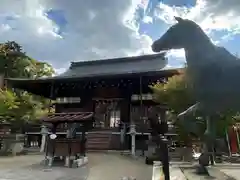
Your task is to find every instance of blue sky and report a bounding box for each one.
[0,0,240,72]
[45,0,240,69]
[138,0,240,67]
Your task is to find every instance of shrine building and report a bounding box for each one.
[7,53,181,151]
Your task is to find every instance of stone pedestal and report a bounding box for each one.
[72,156,89,168]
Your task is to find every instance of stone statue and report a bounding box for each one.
[152,16,240,170]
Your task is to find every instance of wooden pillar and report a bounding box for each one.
[139,76,145,156]
[120,89,131,150]
[27,135,31,147]
[49,123,57,166]
[65,123,72,167]
[81,128,86,156]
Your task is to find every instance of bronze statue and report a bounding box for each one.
[152,16,240,115]
[152,17,240,171]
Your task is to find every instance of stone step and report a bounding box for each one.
[86,133,111,150]
[87,134,112,138]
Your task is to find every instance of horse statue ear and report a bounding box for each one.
[174,16,184,23]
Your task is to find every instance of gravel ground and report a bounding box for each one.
[0,153,187,180]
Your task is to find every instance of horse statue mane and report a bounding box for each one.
[152,16,240,115]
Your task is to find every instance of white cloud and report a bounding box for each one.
[142,16,153,24]
[0,0,153,70]
[0,24,11,32]
[2,0,238,71]
[154,0,240,40]
[168,49,185,58]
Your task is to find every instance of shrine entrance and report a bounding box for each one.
[94,98,121,130]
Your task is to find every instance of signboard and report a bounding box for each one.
[0,74,4,89]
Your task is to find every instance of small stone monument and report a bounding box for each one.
[11,140,24,156]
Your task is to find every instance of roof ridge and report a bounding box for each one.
[70,53,166,69]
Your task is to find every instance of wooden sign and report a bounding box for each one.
[0,74,4,89]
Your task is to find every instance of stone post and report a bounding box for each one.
[129,124,136,156]
[40,125,48,153]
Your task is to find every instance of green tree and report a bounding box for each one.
[0,89,19,122]
[150,69,197,144]
[151,70,195,114]
[0,41,55,78]
[0,41,55,131]
[151,69,237,143]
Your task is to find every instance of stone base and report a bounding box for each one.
[40,158,49,166]
[40,156,89,168]
[145,154,160,165]
[73,156,88,168]
[195,165,209,176]
[39,156,55,167]
[199,153,210,166]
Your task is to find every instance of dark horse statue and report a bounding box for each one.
[152,17,240,169]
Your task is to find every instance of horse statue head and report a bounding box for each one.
[152,16,240,126]
[152,17,240,104]
[152,17,240,162]
[152,17,212,53]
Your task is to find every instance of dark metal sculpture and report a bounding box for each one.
[152,17,240,114]
[152,16,240,173]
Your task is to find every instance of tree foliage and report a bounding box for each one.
[151,70,195,114]
[151,68,237,141]
[150,69,196,143]
[0,41,54,78]
[0,41,55,131]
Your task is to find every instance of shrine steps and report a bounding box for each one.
[86,132,112,150]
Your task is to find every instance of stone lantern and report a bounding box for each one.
[40,125,49,152]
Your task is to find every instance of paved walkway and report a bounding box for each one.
[181,163,238,180]
[215,163,240,180]
[0,153,186,180]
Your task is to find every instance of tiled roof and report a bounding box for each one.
[42,112,93,123]
[6,53,181,98]
[58,53,167,79]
